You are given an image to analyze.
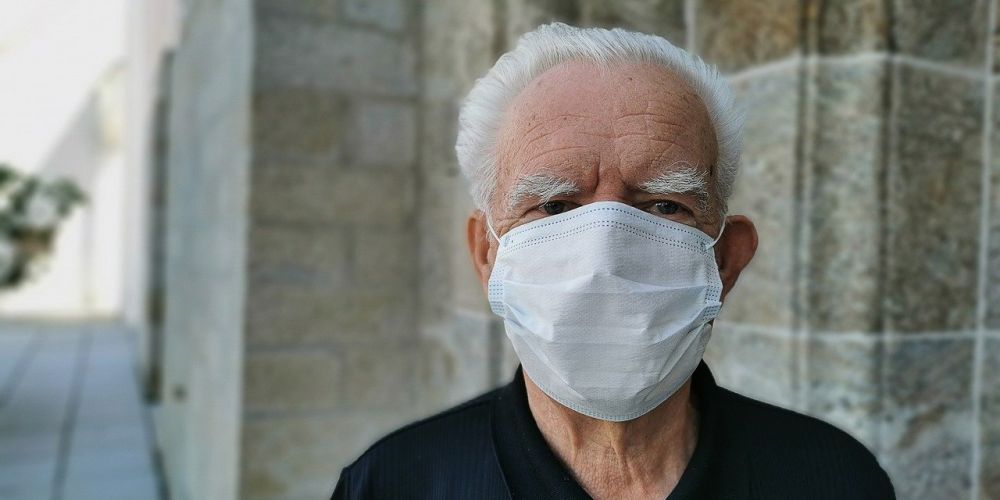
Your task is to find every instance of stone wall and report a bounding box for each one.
[157,0,251,499]
[157,1,1000,499]
[242,1,446,498]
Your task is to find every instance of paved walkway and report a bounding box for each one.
[0,324,163,500]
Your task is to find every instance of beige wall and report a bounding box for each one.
[156,0,251,499]
[155,1,1000,499]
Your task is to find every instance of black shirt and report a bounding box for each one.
[331,362,895,499]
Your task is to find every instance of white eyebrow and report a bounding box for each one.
[505,173,581,211]
[639,165,711,214]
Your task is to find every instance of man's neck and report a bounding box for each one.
[524,375,699,500]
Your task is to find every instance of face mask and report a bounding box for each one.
[486,201,725,422]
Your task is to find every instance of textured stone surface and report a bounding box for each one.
[418,0,496,328]
[348,99,417,169]
[245,283,414,347]
[805,335,880,448]
[420,0,495,100]
[814,0,888,54]
[703,323,798,409]
[244,349,343,412]
[696,0,801,73]
[894,0,989,68]
[719,66,799,328]
[255,15,417,96]
[886,64,983,333]
[251,164,417,228]
[577,0,685,45]
[254,0,339,20]
[352,228,416,291]
[880,337,974,499]
[804,60,887,332]
[343,0,408,33]
[240,411,416,499]
[340,341,426,409]
[247,224,350,287]
[157,0,251,498]
[505,0,581,46]
[416,102,464,324]
[983,337,1000,499]
[253,88,346,159]
[988,80,1000,329]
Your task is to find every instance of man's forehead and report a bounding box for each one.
[503,61,703,125]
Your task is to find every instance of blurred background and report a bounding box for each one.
[0,0,997,499]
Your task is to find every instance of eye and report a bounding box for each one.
[540,200,570,215]
[652,200,681,215]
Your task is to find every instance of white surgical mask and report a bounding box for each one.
[486,201,725,422]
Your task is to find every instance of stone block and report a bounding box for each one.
[982,337,1000,499]
[244,349,342,412]
[255,15,417,97]
[695,0,801,73]
[988,80,1000,329]
[505,0,581,48]
[421,310,496,405]
[245,283,416,347]
[347,99,417,169]
[247,224,350,287]
[894,0,988,68]
[880,337,974,499]
[804,59,887,332]
[814,0,889,54]
[886,64,983,333]
[253,88,346,159]
[416,101,465,323]
[250,163,416,228]
[343,0,408,33]
[352,228,416,291]
[805,335,881,448]
[577,0,685,46]
[254,0,339,20]
[240,411,417,499]
[418,100,460,176]
[339,340,425,409]
[703,323,798,409]
[420,0,496,101]
[719,66,799,328]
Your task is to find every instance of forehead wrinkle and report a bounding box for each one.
[519,145,593,167]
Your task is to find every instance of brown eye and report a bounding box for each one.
[653,201,680,215]
[541,201,569,215]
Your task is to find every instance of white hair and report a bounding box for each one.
[455,22,743,216]
[505,173,580,212]
[640,164,712,215]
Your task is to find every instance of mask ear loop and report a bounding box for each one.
[486,216,500,242]
[707,216,727,249]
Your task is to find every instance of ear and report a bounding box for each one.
[466,210,495,294]
[713,215,757,302]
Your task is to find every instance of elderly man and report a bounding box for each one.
[332,23,894,500]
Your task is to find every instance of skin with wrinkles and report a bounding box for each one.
[465,60,758,500]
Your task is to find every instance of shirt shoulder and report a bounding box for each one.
[331,388,509,500]
[714,386,896,500]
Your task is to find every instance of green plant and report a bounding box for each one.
[0,163,86,287]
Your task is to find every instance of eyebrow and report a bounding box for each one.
[505,173,581,211]
[638,165,711,214]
